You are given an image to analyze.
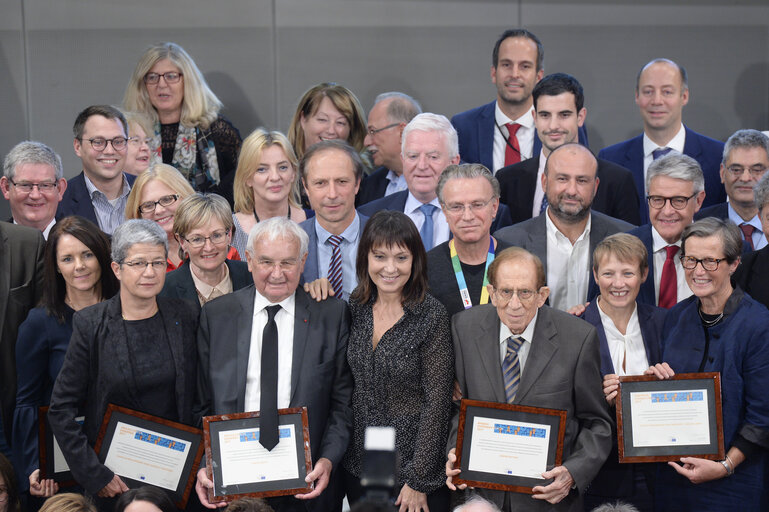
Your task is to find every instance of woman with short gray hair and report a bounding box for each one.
[733,171,769,309]
[48,219,199,504]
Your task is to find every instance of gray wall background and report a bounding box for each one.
[2,0,769,218]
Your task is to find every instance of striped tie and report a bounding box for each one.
[327,235,343,299]
[503,336,525,403]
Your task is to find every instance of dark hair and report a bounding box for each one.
[225,497,274,512]
[0,453,20,512]
[492,29,543,71]
[299,139,364,183]
[532,72,584,112]
[73,105,128,139]
[43,216,118,322]
[114,487,175,512]
[350,210,428,306]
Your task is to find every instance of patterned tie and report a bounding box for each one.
[419,203,437,251]
[739,223,756,251]
[504,123,522,166]
[539,194,549,215]
[503,336,525,403]
[327,235,344,298]
[259,305,281,450]
[652,147,673,160]
[658,245,679,309]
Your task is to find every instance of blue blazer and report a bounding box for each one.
[356,166,391,207]
[56,171,136,226]
[357,190,513,233]
[299,214,369,285]
[451,100,589,171]
[598,126,726,224]
[694,201,729,221]
[626,224,657,307]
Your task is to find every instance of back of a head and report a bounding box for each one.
[225,497,275,512]
[453,494,502,512]
[39,493,97,512]
[114,487,176,512]
[591,501,641,512]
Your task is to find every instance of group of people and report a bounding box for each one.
[1,26,768,512]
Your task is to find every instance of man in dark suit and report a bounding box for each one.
[495,144,633,311]
[356,92,421,206]
[0,222,45,455]
[56,105,136,235]
[446,247,612,511]
[497,73,640,226]
[628,153,705,307]
[695,129,769,251]
[195,216,352,512]
[451,29,587,174]
[300,140,368,300]
[598,58,725,224]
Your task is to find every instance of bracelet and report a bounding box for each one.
[720,458,734,476]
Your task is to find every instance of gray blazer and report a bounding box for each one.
[449,304,612,511]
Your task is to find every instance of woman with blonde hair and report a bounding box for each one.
[123,42,241,202]
[39,493,96,512]
[231,129,306,258]
[123,112,153,176]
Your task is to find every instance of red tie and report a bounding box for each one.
[740,223,755,251]
[658,245,679,309]
[504,123,521,166]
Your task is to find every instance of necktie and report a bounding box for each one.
[539,194,549,215]
[419,203,437,251]
[652,147,673,160]
[504,123,522,166]
[327,235,344,298]
[739,223,756,251]
[658,245,679,309]
[503,336,525,403]
[259,305,281,450]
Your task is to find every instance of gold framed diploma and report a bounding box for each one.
[202,407,312,502]
[454,399,566,494]
[616,372,724,463]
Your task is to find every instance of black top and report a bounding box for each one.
[426,239,512,317]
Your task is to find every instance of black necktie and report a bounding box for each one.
[259,305,281,450]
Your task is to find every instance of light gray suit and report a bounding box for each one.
[449,304,612,511]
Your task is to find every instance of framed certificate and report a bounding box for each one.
[203,407,312,502]
[616,372,724,463]
[38,406,84,486]
[454,399,567,494]
[93,404,204,508]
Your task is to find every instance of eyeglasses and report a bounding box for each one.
[680,256,726,271]
[367,123,400,136]
[128,136,153,147]
[138,194,179,214]
[144,71,183,84]
[646,193,696,210]
[121,259,168,271]
[8,179,58,193]
[78,137,128,151]
[256,258,300,271]
[443,198,495,215]
[493,287,538,304]
[183,230,229,248]
[725,165,766,179]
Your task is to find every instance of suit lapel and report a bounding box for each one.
[624,136,648,223]
[157,299,186,420]
[637,225,657,305]
[474,306,507,403]
[236,288,256,411]
[304,220,320,282]
[290,290,311,404]
[479,102,495,170]
[106,297,143,406]
[528,214,548,274]
[516,307,558,402]
[585,301,614,375]
[682,126,702,159]
[637,304,661,366]
[0,227,9,337]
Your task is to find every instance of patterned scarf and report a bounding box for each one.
[151,121,220,189]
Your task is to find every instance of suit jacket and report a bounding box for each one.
[299,214,369,287]
[733,244,769,310]
[56,171,137,226]
[449,304,612,511]
[597,126,726,224]
[451,100,589,171]
[496,156,641,226]
[47,295,199,494]
[356,166,391,206]
[694,201,729,221]
[159,258,253,310]
[197,286,353,510]
[493,211,634,303]
[0,222,45,441]
[357,189,514,233]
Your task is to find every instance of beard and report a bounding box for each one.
[548,195,592,223]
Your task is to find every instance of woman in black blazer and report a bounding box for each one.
[48,220,199,501]
[160,193,251,308]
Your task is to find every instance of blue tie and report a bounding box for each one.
[539,195,549,215]
[419,203,437,251]
[652,147,673,160]
[503,336,525,403]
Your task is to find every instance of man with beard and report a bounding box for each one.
[494,144,633,311]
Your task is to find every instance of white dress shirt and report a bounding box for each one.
[244,290,295,412]
[546,212,592,311]
[493,103,535,173]
[642,124,686,195]
[384,170,408,197]
[597,301,648,376]
[498,309,539,372]
[532,149,548,218]
[404,192,450,248]
[727,203,767,250]
[651,226,693,306]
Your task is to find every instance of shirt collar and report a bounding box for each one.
[314,212,361,244]
[499,308,539,346]
[727,203,763,232]
[651,225,682,252]
[386,169,403,184]
[405,191,441,213]
[544,209,592,244]
[83,172,130,200]
[643,123,686,158]
[495,102,535,130]
[253,287,296,317]
[190,263,230,299]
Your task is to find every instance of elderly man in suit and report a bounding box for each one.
[195,216,352,512]
[494,144,633,311]
[598,59,725,224]
[299,140,367,300]
[56,105,136,235]
[0,222,45,455]
[496,73,640,226]
[446,247,612,511]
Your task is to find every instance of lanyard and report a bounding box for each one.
[450,236,495,309]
